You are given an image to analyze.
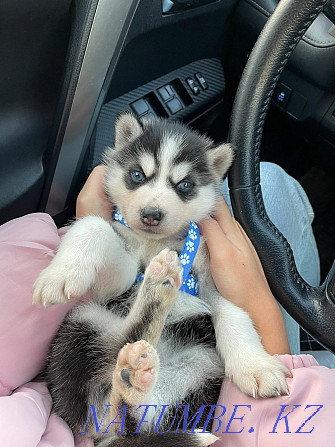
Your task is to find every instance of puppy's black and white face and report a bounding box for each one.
[104,113,234,239]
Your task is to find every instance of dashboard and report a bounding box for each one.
[0,0,334,226]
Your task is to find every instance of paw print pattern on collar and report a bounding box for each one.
[113,210,200,296]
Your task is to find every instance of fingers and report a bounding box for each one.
[199,217,232,256]
[199,199,235,248]
[76,165,113,220]
[213,199,236,231]
[212,200,259,255]
[210,199,246,247]
[200,199,265,273]
[82,165,107,195]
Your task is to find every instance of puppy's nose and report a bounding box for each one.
[141,208,163,226]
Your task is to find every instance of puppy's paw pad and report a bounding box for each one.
[146,248,183,289]
[115,340,158,393]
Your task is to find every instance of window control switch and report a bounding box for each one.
[195,72,208,90]
[186,77,200,95]
[141,111,156,120]
[157,85,175,101]
[166,98,183,114]
[131,99,149,116]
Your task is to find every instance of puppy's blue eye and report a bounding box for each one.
[178,180,192,191]
[131,170,145,183]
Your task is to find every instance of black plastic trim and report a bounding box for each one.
[92,58,225,168]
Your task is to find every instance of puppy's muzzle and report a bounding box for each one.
[141,208,163,226]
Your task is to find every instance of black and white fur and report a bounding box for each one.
[33,114,288,446]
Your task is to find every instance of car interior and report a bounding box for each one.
[1,0,334,360]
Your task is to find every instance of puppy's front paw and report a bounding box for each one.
[32,262,95,307]
[227,353,290,398]
[113,340,159,404]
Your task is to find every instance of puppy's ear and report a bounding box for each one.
[207,143,235,179]
[115,112,143,147]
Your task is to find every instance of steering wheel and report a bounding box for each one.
[228,0,335,352]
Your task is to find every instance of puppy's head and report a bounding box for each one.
[104,113,234,239]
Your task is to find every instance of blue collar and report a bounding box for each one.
[113,210,200,296]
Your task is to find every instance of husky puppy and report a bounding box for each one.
[33,114,288,446]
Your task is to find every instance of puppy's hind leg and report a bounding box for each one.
[107,345,218,446]
[124,248,183,346]
[109,249,182,414]
[101,252,217,446]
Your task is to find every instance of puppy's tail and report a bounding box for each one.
[100,432,218,446]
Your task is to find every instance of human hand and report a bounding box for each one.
[199,199,271,308]
[76,166,113,221]
[199,199,290,355]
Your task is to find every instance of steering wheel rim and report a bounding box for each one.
[228,0,335,352]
